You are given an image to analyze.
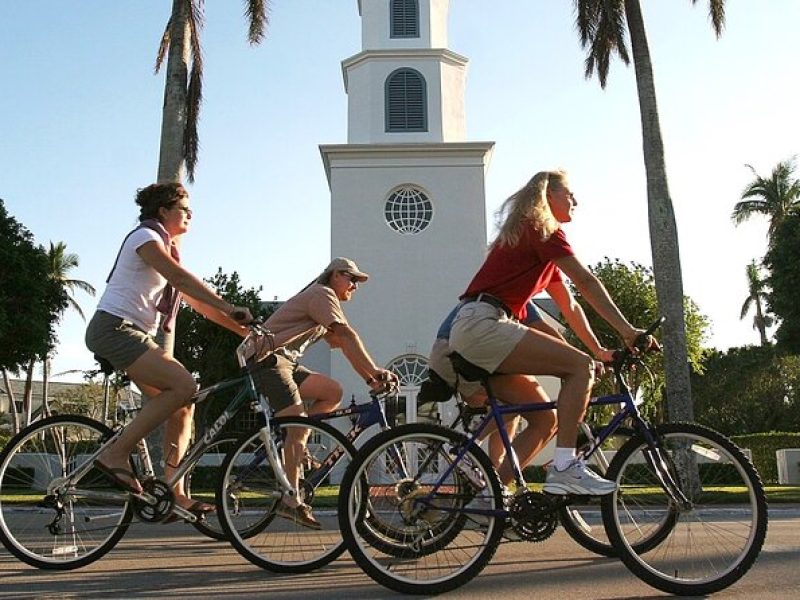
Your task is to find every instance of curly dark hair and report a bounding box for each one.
[135,183,188,222]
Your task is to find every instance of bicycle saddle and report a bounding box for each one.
[94,354,115,376]
[448,352,491,382]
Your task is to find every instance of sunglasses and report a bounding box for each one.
[339,271,360,284]
[171,204,193,217]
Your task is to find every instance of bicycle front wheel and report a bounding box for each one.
[0,415,133,569]
[217,416,355,573]
[339,423,504,595]
[601,422,768,595]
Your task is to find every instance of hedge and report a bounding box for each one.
[731,432,800,484]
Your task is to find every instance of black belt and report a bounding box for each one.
[461,293,512,318]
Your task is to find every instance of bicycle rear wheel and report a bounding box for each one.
[0,415,133,569]
[217,416,354,573]
[602,422,768,595]
[339,423,504,595]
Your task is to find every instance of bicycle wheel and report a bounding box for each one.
[0,415,133,569]
[217,416,355,573]
[601,422,768,595]
[339,423,505,595]
[558,426,667,557]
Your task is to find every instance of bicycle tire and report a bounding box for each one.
[0,415,133,569]
[339,423,505,595]
[557,426,679,557]
[601,422,768,595]
[217,416,355,573]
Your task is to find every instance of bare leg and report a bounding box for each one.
[496,329,594,450]
[275,402,309,508]
[97,349,197,494]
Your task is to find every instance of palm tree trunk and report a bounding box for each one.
[157,0,192,184]
[624,0,693,422]
[42,357,51,418]
[148,0,192,472]
[2,368,20,434]
[23,358,35,427]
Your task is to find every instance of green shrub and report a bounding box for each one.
[731,431,800,484]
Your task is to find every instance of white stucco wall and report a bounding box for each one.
[320,142,493,403]
[359,0,450,49]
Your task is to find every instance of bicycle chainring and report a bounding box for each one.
[508,490,558,542]
[132,478,174,523]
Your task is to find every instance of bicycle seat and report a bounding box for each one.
[448,352,491,382]
[94,354,115,377]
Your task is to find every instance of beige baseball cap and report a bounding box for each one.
[317,257,369,283]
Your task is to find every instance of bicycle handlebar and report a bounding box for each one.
[609,316,665,367]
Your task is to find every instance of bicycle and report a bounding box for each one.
[0,321,357,573]
[337,318,768,596]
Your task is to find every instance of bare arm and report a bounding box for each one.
[182,295,249,337]
[553,255,640,349]
[137,241,252,327]
[546,278,611,361]
[325,323,392,389]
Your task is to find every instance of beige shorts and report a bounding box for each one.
[449,300,528,374]
[428,338,484,398]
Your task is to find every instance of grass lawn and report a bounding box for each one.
[2,485,799,506]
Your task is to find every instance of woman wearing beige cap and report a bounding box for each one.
[251,257,396,528]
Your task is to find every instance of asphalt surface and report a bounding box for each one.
[1,507,798,599]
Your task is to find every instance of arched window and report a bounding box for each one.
[390,0,419,38]
[386,354,428,387]
[385,68,427,132]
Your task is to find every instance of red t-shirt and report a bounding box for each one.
[462,225,574,320]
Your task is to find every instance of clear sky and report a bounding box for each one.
[1,1,798,383]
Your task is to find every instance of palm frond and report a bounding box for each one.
[184,0,205,182]
[244,0,269,45]
[155,19,171,74]
[574,0,628,89]
[691,0,726,37]
[731,199,768,225]
[64,279,96,296]
[66,296,87,322]
[739,296,752,320]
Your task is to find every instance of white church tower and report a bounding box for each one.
[320,0,494,422]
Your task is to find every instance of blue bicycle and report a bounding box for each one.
[338,318,768,595]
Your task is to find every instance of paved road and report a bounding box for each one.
[1,508,798,599]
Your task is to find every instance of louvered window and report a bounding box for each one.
[390,0,419,38]
[385,69,427,132]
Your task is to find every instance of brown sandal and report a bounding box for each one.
[275,500,322,530]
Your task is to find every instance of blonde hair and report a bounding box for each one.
[492,170,567,248]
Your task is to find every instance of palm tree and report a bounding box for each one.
[155,0,269,183]
[732,158,800,243]
[21,243,95,424]
[740,261,772,346]
[572,0,726,422]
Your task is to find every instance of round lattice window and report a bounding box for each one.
[386,354,429,387]
[384,186,433,235]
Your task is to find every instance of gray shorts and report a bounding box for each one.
[248,353,313,413]
[85,311,159,371]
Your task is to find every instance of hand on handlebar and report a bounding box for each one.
[368,369,399,394]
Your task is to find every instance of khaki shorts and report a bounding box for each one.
[248,353,313,413]
[85,311,159,371]
[428,338,484,398]
[449,300,528,374]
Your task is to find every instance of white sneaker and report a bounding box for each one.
[543,460,617,496]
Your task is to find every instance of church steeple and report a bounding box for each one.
[344,0,467,144]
